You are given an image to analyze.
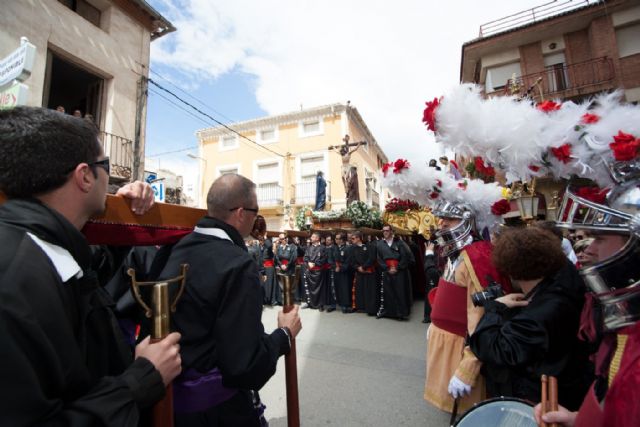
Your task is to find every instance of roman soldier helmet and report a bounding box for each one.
[431,200,476,257]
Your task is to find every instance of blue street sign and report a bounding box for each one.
[151,182,164,202]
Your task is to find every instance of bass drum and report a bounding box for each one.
[454,397,536,427]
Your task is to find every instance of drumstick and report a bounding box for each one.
[549,376,558,427]
[540,375,548,427]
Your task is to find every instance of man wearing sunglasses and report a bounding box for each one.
[157,173,302,426]
[0,107,182,425]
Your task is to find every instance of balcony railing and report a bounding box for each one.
[292,180,331,206]
[257,183,283,207]
[99,131,133,181]
[479,0,601,38]
[504,57,614,98]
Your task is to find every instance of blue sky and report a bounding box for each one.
[143,0,580,185]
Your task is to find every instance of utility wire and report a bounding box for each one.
[149,67,236,123]
[147,78,286,158]
[149,87,212,128]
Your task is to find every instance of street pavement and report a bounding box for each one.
[260,301,451,427]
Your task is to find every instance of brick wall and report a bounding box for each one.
[621,54,640,88]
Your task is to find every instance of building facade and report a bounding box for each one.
[459,0,640,207]
[0,0,174,183]
[195,103,389,231]
[461,0,640,102]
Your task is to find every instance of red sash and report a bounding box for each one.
[322,263,332,270]
[430,278,467,337]
[335,261,342,268]
[263,259,274,268]
[309,265,322,271]
[280,259,289,266]
[360,266,375,273]
[385,259,399,268]
[296,257,304,265]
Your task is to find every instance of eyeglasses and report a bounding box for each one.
[89,157,110,175]
[229,207,259,214]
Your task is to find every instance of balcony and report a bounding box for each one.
[99,131,133,181]
[257,183,284,207]
[478,0,601,38]
[503,57,615,99]
[292,180,331,206]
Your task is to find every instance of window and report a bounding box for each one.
[256,161,280,184]
[58,0,102,27]
[255,160,282,205]
[544,52,569,92]
[258,127,278,144]
[485,61,522,92]
[218,165,239,176]
[219,134,238,151]
[299,118,324,137]
[616,23,640,58]
[300,155,324,181]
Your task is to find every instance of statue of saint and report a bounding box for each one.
[330,135,365,206]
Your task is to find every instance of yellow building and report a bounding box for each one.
[195,103,389,230]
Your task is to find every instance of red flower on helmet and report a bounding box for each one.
[491,199,511,216]
[581,113,600,124]
[381,162,392,177]
[551,144,572,164]
[537,100,561,113]
[528,164,540,172]
[393,159,410,174]
[458,181,468,190]
[575,187,609,205]
[422,97,440,132]
[429,191,439,199]
[610,131,639,161]
[474,157,496,177]
[436,179,442,188]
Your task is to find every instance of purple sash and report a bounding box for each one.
[173,367,238,414]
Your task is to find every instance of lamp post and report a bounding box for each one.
[187,153,207,208]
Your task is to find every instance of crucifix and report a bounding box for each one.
[328,135,367,206]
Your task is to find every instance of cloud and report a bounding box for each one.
[151,0,544,165]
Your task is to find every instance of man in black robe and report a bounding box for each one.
[159,174,302,426]
[303,231,327,310]
[422,241,441,323]
[376,225,412,320]
[333,232,354,313]
[324,234,337,312]
[276,233,297,303]
[351,230,376,314]
[261,236,280,305]
[0,107,182,425]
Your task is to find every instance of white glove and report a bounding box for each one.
[425,323,431,341]
[447,375,471,399]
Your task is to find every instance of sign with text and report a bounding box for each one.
[0,82,29,110]
[0,41,36,88]
[151,182,165,202]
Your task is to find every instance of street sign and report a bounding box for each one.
[145,172,157,183]
[0,39,36,89]
[0,82,28,110]
[151,182,164,202]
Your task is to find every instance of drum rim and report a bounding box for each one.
[455,396,535,422]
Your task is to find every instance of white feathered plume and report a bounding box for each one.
[381,160,506,231]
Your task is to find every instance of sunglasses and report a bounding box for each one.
[88,157,110,175]
[229,207,260,214]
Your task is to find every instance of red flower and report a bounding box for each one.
[528,164,540,172]
[581,113,600,124]
[458,181,468,190]
[429,192,439,199]
[613,131,636,145]
[575,187,609,205]
[436,179,442,188]
[474,157,496,177]
[537,100,561,113]
[422,97,440,132]
[491,199,511,216]
[610,139,640,161]
[381,162,392,177]
[393,159,410,174]
[551,144,572,164]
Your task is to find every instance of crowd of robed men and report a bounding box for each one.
[247,227,420,321]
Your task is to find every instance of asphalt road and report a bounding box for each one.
[259,301,451,427]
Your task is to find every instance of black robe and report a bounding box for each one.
[376,238,412,319]
[303,243,327,309]
[261,239,280,305]
[353,242,377,314]
[333,243,352,308]
[423,250,441,321]
[276,243,297,302]
[469,262,593,411]
[0,199,164,426]
[325,244,338,307]
[159,217,290,425]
